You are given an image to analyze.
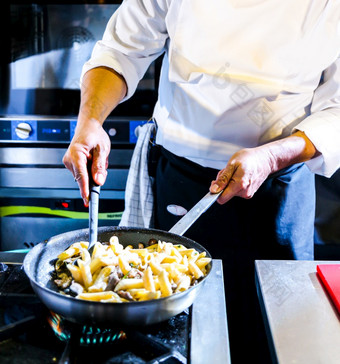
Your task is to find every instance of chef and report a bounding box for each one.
[63,1,340,363]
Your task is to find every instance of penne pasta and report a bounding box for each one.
[80,248,91,264]
[77,291,117,301]
[118,255,131,276]
[54,236,210,303]
[57,241,89,260]
[91,242,104,259]
[89,257,103,275]
[114,278,144,292]
[158,270,173,297]
[77,259,93,289]
[149,259,163,275]
[188,261,204,279]
[129,288,161,301]
[88,281,107,293]
[88,266,114,292]
[161,256,180,264]
[143,266,156,292]
[109,236,124,254]
[196,257,212,271]
[175,275,191,293]
[171,247,183,260]
[66,263,84,285]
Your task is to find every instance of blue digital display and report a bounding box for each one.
[37,121,70,141]
[42,128,61,134]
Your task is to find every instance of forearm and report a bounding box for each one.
[63,66,126,205]
[265,130,319,174]
[78,66,127,126]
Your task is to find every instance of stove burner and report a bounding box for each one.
[48,311,126,345]
[0,263,8,273]
[47,311,187,363]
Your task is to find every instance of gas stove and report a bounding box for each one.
[0,255,230,364]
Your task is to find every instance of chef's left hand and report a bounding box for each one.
[209,131,318,204]
[209,147,273,204]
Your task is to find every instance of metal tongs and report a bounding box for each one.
[88,177,101,253]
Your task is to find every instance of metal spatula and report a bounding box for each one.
[168,190,223,236]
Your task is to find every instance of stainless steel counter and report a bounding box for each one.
[255,260,340,364]
[191,259,230,363]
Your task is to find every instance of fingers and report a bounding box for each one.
[63,149,90,206]
[210,147,273,205]
[209,163,252,205]
[63,123,111,207]
[91,144,109,186]
[218,173,252,204]
[210,164,238,204]
[210,166,232,192]
[75,157,90,207]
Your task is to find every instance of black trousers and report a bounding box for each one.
[153,146,315,364]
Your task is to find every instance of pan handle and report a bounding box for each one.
[168,190,223,236]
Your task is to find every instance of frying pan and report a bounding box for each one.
[23,192,221,327]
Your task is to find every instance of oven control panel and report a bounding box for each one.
[0,118,148,144]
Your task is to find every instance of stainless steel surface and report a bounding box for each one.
[0,252,27,264]
[0,188,124,199]
[191,259,231,364]
[0,147,133,166]
[255,260,340,364]
[88,184,100,251]
[169,191,223,236]
[1,217,93,250]
[23,226,213,326]
[0,168,128,190]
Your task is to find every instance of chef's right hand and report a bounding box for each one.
[63,118,111,207]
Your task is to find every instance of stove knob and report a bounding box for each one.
[15,122,33,139]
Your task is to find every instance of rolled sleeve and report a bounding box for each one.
[81,0,169,101]
[295,56,340,177]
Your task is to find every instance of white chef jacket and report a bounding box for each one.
[82,0,340,177]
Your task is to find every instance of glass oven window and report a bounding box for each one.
[10,4,123,90]
[1,2,158,117]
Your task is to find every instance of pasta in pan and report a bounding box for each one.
[53,236,211,302]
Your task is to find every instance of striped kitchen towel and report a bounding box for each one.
[119,122,155,228]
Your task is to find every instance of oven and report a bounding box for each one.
[0,0,161,251]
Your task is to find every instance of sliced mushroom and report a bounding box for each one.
[117,290,133,301]
[54,273,72,289]
[105,270,121,291]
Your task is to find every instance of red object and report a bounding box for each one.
[317,264,340,314]
[61,202,69,209]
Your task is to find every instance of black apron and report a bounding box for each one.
[153,146,315,364]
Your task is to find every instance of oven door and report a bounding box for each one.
[0,196,124,251]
